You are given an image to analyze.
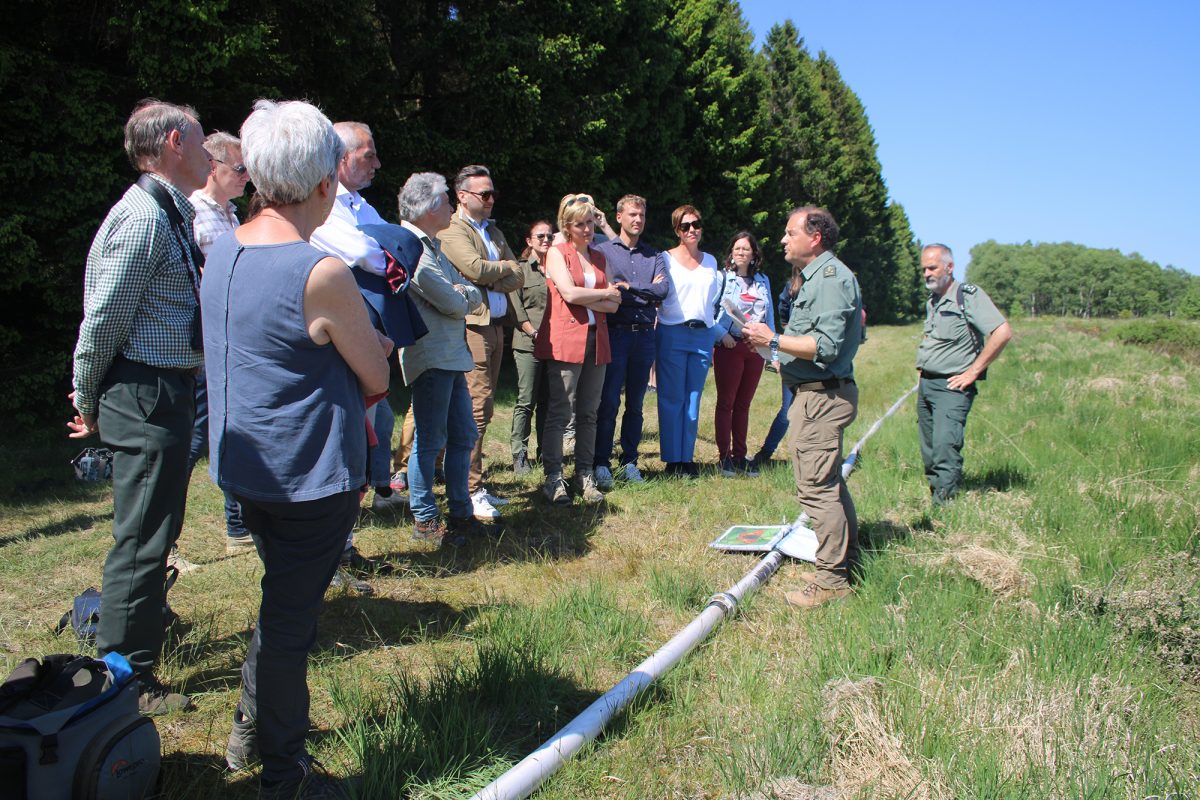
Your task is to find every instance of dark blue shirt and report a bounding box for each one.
[595,237,668,326]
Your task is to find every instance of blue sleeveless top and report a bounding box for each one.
[201,237,366,501]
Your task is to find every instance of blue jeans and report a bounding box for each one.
[656,323,715,464]
[407,369,477,522]
[189,366,247,538]
[368,398,395,488]
[594,325,656,469]
[758,377,794,460]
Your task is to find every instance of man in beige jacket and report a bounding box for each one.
[437,164,524,520]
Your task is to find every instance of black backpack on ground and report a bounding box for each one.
[0,652,160,799]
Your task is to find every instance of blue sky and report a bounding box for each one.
[739,0,1200,277]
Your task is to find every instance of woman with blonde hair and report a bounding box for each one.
[535,193,621,504]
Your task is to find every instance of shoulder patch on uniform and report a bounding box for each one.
[962,283,978,294]
[824,264,836,278]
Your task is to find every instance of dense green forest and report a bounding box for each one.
[969,241,1200,320]
[1,0,925,425]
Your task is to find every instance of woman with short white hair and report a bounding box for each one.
[201,98,391,798]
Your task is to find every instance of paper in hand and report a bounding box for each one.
[723,298,775,360]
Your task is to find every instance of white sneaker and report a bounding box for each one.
[618,463,645,483]
[471,488,502,520]
[479,486,509,506]
[594,466,614,490]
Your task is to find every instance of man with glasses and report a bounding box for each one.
[438,164,525,522]
[68,99,211,714]
[180,132,252,567]
[593,195,668,487]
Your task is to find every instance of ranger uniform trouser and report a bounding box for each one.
[916,376,977,503]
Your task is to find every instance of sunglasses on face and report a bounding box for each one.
[678,220,702,232]
[213,158,248,175]
[463,189,498,202]
[533,233,553,241]
[564,193,594,207]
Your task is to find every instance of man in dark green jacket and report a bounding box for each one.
[916,244,1012,505]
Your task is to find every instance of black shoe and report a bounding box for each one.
[719,457,737,477]
[226,707,258,771]
[329,567,373,596]
[447,515,503,539]
[341,546,390,576]
[259,756,350,800]
[137,676,193,716]
[663,462,682,477]
[683,462,701,478]
[739,457,760,477]
[513,455,532,476]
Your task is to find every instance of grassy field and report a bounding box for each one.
[2,318,1198,799]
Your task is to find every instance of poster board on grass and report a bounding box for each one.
[709,523,819,563]
[709,525,789,552]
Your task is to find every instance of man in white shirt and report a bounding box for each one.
[309,121,402,591]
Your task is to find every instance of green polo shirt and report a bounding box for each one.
[779,250,864,385]
[916,282,1006,375]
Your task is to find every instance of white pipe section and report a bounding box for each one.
[469,549,788,800]
[841,382,918,479]
[473,383,919,800]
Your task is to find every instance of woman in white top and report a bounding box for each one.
[656,204,724,477]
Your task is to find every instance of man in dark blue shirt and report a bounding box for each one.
[593,195,668,487]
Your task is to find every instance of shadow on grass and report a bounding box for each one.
[961,465,1029,492]
[860,519,912,552]
[157,752,256,799]
[343,645,602,797]
[0,509,114,548]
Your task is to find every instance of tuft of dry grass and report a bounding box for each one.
[730,778,845,800]
[819,677,945,799]
[930,540,1032,598]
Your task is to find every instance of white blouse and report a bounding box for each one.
[659,251,722,326]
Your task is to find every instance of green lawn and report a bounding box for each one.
[2,318,1197,799]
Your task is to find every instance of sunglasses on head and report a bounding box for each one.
[564,193,594,207]
[678,220,702,232]
[213,158,248,175]
[463,189,498,201]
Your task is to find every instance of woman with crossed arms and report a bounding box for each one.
[535,193,620,504]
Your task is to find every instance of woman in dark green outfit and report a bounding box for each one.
[509,219,553,473]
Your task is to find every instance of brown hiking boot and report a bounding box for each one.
[784,582,851,609]
[796,570,818,584]
[577,471,605,504]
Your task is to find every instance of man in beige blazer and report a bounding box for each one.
[437,164,525,520]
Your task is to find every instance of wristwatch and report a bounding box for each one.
[769,334,780,358]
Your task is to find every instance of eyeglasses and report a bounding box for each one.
[462,189,498,202]
[213,158,248,175]
[564,194,594,207]
[678,220,703,232]
[533,233,554,241]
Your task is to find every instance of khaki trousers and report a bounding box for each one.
[787,381,859,589]
[465,323,505,493]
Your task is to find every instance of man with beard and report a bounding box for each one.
[915,243,1012,505]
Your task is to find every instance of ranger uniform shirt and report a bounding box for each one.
[916,282,1006,376]
[779,250,864,385]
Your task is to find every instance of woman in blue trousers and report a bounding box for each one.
[656,204,724,477]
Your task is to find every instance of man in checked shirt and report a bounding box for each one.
[68,98,211,714]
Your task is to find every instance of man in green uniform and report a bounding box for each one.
[744,207,864,608]
[916,244,1012,504]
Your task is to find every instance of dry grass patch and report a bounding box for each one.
[731,778,845,800]
[819,677,946,799]
[930,536,1033,599]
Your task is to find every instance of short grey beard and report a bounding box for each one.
[926,274,952,293]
